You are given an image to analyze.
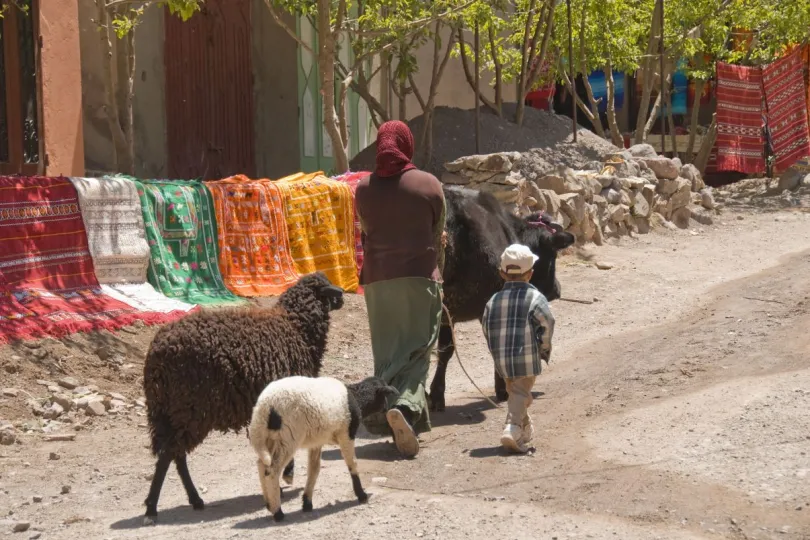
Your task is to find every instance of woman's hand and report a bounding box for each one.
[441,230,448,248]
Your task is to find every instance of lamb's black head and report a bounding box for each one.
[347,376,400,418]
[294,272,345,312]
[519,212,575,302]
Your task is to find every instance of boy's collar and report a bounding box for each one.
[502,281,537,290]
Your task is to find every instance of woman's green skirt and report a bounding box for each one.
[362,276,442,435]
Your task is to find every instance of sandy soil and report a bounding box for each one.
[1,196,810,540]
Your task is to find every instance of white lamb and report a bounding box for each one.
[249,375,399,521]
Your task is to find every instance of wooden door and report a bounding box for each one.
[0,0,41,176]
[164,0,255,180]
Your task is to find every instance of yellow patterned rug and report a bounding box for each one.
[273,172,359,292]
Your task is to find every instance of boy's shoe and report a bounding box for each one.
[386,408,419,458]
[521,416,535,445]
[501,424,528,454]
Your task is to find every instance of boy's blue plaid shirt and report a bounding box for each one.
[482,281,555,379]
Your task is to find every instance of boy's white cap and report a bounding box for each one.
[500,244,539,275]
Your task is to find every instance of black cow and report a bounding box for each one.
[427,186,575,412]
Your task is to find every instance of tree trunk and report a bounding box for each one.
[317,0,348,173]
[641,71,671,142]
[693,114,716,174]
[415,22,455,166]
[96,0,132,174]
[666,89,678,160]
[604,64,624,147]
[685,79,705,163]
[581,77,606,139]
[457,27,499,114]
[122,27,136,174]
[634,0,661,144]
[487,25,503,116]
[514,0,538,126]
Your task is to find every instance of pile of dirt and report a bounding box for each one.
[350,103,620,178]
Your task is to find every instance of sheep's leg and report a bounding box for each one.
[338,438,368,503]
[428,323,454,412]
[143,453,173,525]
[282,458,295,486]
[264,445,294,522]
[175,456,205,510]
[301,446,322,512]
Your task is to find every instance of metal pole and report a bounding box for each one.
[566,0,576,142]
[659,0,666,154]
[474,21,481,154]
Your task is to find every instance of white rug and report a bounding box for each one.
[70,176,197,313]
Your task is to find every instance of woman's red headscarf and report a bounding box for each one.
[375,120,418,178]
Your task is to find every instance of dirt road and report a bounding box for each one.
[2,203,810,540]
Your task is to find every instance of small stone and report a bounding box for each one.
[32,495,43,503]
[58,377,80,390]
[85,401,106,417]
[49,452,60,461]
[595,261,614,270]
[43,403,65,420]
[2,388,19,398]
[108,392,127,402]
[43,433,76,442]
[12,522,30,533]
[372,477,388,484]
[51,394,74,411]
[61,485,71,495]
[109,399,126,410]
[0,431,16,446]
[36,380,56,387]
[134,398,146,408]
[28,533,41,540]
[3,363,19,374]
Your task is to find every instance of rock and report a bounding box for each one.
[43,433,76,442]
[595,174,616,188]
[639,157,680,180]
[2,388,19,398]
[671,157,683,169]
[0,431,16,446]
[595,261,614,270]
[672,207,692,229]
[12,522,30,533]
[135,398,147,408]
[592,194,607,208]
[591,217,604,246]
[690,207,714,226]
[85,401,106,417]
[36,380,56,388]
[72,386,92,397]
[51,394,74,412]
[603,220,620,238]
[110,399,126,410]
[32,496,43,503]
[4,362,19,374]
[632,190,651,218]
[668,183,692,213]
[58,377,80,390]
[42,403,64,420]
[532,188,562,216]
[29,533,42,540]
[777,167,805,192]
[602,188,622,204]
[680,164,705,191]
[627,143,658,159]
[636,217,651,234]
[657,177,690,197]
[700,189,716,210]
[61,485,71,495]
[445,152,520,173]
[49,452,60,461]
[371,477,388,485]
[28,400,45,417]
[604,149,635,162]
[559,193,586,225]
[619,189,632,206]
[608,204,628,223]
[108,392,127,402]
[441,172,470,185]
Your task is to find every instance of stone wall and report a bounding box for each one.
[442,144,719,245]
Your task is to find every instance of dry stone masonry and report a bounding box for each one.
[442,143,721,245]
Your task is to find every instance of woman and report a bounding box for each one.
[355,120,446,458]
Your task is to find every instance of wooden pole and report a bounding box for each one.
[474,21,481,153]
[659,0,666,155]
[566,0,576,142]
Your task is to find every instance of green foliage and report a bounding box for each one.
[108,0,203,38]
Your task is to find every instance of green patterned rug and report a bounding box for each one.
[132,178,246,306]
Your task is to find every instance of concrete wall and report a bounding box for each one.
[251,1,301,178]
[78,0,166,177]
[39,0,85,176]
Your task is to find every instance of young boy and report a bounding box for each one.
[482,244,555,453]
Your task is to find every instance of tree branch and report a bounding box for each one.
[457,28,499,114]
[261,0,314,55]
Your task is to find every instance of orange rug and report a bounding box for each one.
[207,175,299,296]
[273,173,358,292]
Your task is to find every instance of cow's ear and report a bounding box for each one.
[551,231,575,251]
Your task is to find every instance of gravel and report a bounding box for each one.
[350,104,620,178]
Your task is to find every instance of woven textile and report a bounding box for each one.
[275,173,359,292]
[207,175,299,296]
[762,50,810,173]
[0,176,180,345]
[134,179,245,306]
[715,61,766,174]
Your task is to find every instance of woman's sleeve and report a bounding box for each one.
[433,187,446,274]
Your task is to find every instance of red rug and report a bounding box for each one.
[331,170,371,295]
[762,49,810,174]
[715,61,766,174]
[0,176,190,345]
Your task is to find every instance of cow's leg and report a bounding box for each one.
[428,323,454,412]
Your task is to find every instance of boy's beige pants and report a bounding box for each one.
[504,376,536,426]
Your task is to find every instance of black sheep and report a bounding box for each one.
[141,272,345,525]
